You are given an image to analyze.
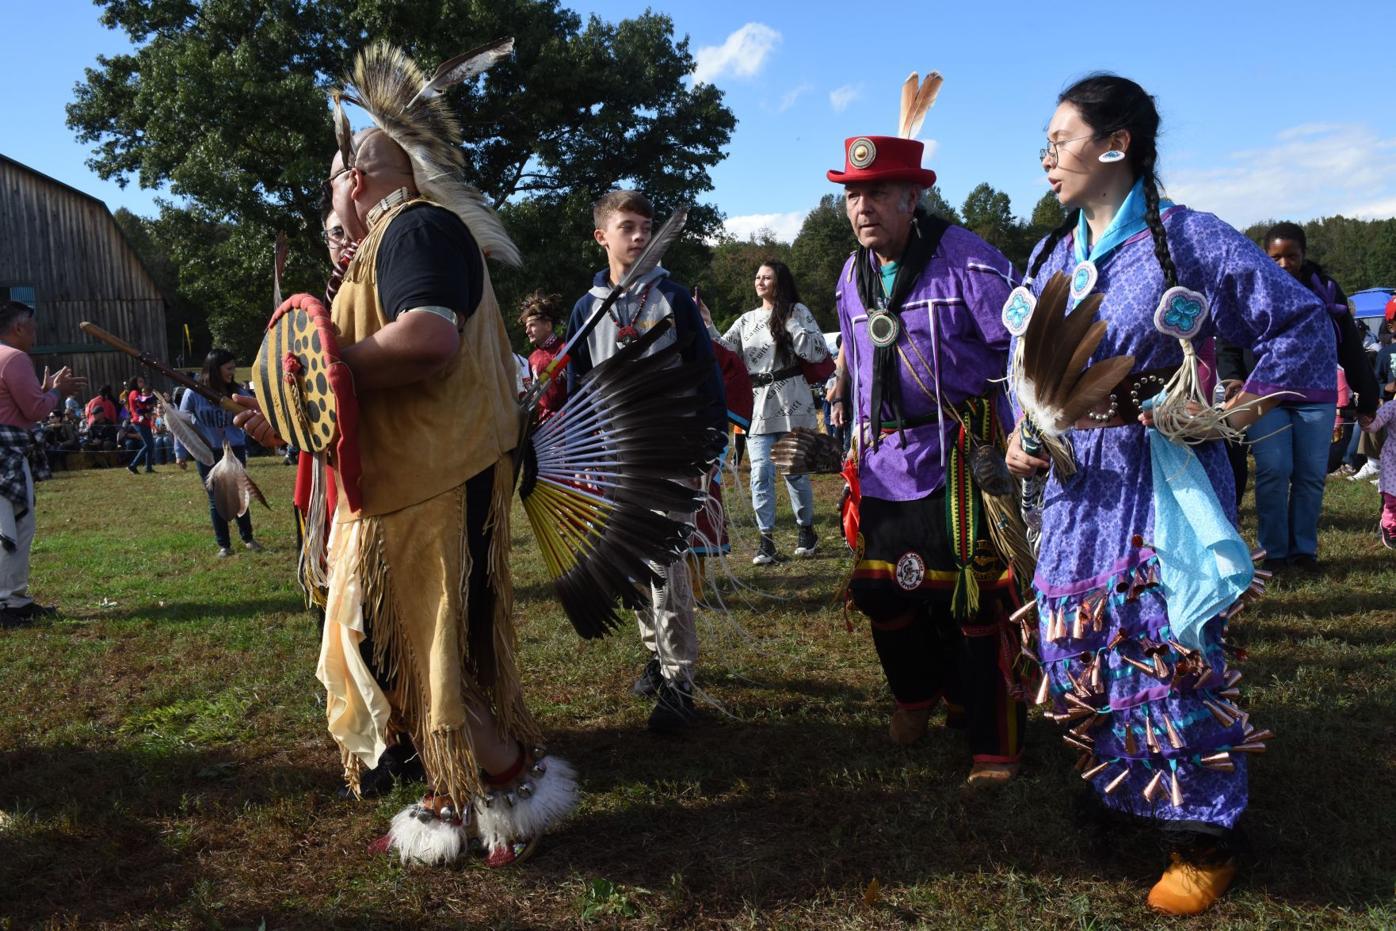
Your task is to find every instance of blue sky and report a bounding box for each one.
[6,0,1394,240]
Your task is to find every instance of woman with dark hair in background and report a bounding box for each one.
[1217,221,1377,569]
[700,260,829,564]
[123,375,156,473]
[1004,74,1334,914]
[174,349,261,557]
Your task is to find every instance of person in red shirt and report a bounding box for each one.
[519,290,567,418]
[0,301,85,625]
[124,375,156,473]
[84,385,117,427]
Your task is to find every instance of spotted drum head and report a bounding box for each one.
[253,294,340,454]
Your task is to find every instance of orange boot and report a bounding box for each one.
[1147,851,1237,915]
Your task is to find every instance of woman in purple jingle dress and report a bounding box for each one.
[1004,75,1334,915]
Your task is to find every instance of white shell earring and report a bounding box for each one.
[1098,149,1126,164]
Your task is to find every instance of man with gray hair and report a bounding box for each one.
[826,134,1027,784]
[0,301,85,626]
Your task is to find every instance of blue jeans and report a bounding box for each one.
[130,423,154,470]
[746,432,814,535]
[195,445,254,549]
[1250,402,1335,560]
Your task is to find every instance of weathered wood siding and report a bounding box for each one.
[0,155,169,397]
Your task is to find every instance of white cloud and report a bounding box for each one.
[691,23,780,85]
[1167,123,1396,227]
[723,211,808,243]
[829,84,860,112]
[777,82,812,113]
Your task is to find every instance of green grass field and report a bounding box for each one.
[0,456,1393,929]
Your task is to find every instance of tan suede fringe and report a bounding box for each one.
[345,466,540,809]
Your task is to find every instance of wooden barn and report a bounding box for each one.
[0,154,169,397]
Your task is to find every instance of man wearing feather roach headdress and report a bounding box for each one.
[827,72,1029,785]
[237,40,576,868]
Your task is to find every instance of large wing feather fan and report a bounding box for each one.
[520,317,724,638]
[772,428,843,475]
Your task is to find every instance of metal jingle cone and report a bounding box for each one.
[1163,715,1184,750]
[1252,567,1273,580]
[1218,687,1241,700]
[1124,725,1138,756]
[1224,601,1245,621]
[1231,741,1267,754]
[1169,770,1184,807]
[1065,704,1095,721]
[1225,669,1242,687]
[1151,652,1170,679]
[1200,751,1235,771]
[1142,769,1165,802]
[1202,699,1235,727]
[1090,657,1104,691]
[1034,671,1053,705]
[1072,611,1085,640]
[1193,667,1216,690]
[1250,547,1267,563]
[1082,759,1110,780]
[1122,655,1156,677]
[1063,690,1096,711]
[1074,751,1092,772]
[1044,710,1069,723]
[1070,718,1096,738]
[1144,716,1161,754]
[1108,629,1128,651]
[1245,728,1275,743]
[1062,733,1095,752]
[1104,766,1131,794]
[1010,601,1038,624]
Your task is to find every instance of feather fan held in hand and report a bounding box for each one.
[771,428,843,475]
[1011,271,1135,474]
[519,318,725,639]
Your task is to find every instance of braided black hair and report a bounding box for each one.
[1026,209,1080,283]
[1053,73,1178,289]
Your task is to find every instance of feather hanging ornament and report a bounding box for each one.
[204,441,270,521]
[155,391,214,467]
[520,318,725,639]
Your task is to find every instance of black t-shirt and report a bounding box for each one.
[375,204,483,322]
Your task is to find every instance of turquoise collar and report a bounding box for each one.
[1073,178,1174,266]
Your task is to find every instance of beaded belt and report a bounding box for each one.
[1079,366,1178,427]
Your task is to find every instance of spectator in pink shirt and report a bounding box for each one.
[0,302,85,626]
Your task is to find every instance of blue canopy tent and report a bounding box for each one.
[1350,287,1394,318]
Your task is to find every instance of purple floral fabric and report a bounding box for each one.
[1016,207,1333,829]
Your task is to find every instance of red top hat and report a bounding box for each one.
[827,135,936,187]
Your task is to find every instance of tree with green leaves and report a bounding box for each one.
[68,0,735,357]
[787,194,856,331]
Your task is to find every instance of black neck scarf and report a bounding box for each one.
[854,209,949,449]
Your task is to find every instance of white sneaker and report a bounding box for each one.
[1350,462,1379,480]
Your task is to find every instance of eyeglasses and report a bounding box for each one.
[321,225,348,245]
[1039,133,1098,167]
